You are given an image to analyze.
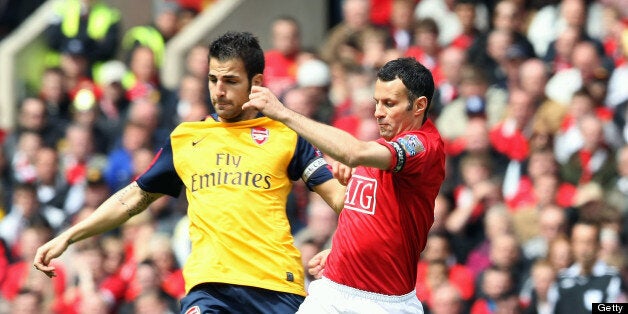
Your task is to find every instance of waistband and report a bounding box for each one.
[320,276,418,303]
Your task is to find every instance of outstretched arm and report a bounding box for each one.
[33,181,162,277]
[244,86,392,170]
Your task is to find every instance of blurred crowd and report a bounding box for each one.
[0,0,627,313]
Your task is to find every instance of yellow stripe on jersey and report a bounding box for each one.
[171,116,306,296]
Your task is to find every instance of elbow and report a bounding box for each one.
[334,143,368,168]
[341,154,362,168]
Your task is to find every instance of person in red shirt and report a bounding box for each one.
[449,0,480,50]
[405,18,441,72]
[263,16,303,96]
[245,57,446,313]
[1,225,67,313]
[416,232,475,305]
[52,239,127,314]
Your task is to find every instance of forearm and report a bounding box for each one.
[312,180,347,214]
[245,86,389,168]
[277,109,368,168]
[63,182,160,245]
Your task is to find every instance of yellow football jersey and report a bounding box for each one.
[137,115,332,296]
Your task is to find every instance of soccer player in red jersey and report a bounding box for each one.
[245,57,446,313]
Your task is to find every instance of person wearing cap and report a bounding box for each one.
[295,58,335,124]
[94,60,130,125]
[33,31,348,313]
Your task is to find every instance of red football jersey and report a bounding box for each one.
[324,120,446,295]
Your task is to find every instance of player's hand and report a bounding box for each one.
[243,86,286,120]
[33,236,70,278]
[308,249,331,279]
[332,161,353,186]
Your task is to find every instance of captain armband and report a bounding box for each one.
[302,157,328,182]
[389,141,406,173]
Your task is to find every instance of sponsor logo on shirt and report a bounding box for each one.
[251,127,269,144]
[190,152,272,191]
[344,174,377,215]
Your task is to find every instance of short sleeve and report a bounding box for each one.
[376,133,427,173]
[287,136,333,189]
[136,137,183,197]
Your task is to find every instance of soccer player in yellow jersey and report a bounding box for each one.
[33,31,347,313]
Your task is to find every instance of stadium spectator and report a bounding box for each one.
[606,145,628,214]
[436,64,508,141]
[447,153,504,263]
[1,225,64,313]
[428,283,466,314]
[263,16,303,96]
[39,67,72,126]
[414,0,489,46]
[405,18,442,72]
[430,46,467,118]
[319,0,378,64]
[122,0,181,68]
[470,265,517,314]
[44,0,121,68]
[3,98,65,159]
[385,0,417,52]
[527,0,605,57]
[560,114,618,189]
[0,184,50,249]
[119,259,179,314]
[32,147,68,229]
[519,259,558,314]
[520,205,569,262]
[416,232,475,304]
[465,206,515,277]
[551,220,623,313]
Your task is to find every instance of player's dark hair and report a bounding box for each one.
[377,57,435,123]
[208,31,265,83]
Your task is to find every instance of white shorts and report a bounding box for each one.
[296,277,424,314]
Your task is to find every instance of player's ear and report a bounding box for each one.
[251,73,263,87]
[414,96,428,116]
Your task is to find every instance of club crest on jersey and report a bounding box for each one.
[397,135,424,156]
[251,127,269,145]
[184,306,201,314]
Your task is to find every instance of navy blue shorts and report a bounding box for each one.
[179,283,305,314]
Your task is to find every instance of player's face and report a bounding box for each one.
[208,57,260,122]
[373,78,422,141]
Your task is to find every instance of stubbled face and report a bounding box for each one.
[208,57,259,122]
[373,78,419,140]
